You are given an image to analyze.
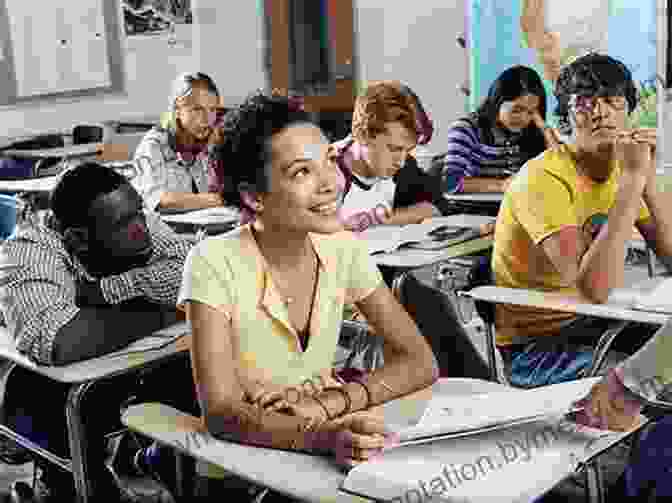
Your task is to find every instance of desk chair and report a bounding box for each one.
[0,134,65,180]
[391,267,491,380]
[72,125,103,145]
[0,323,187,503]
[463,258,631,385]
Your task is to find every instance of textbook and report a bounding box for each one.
[340,378,645,502]
[360,215,495,255]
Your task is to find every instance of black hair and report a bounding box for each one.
[50,162,129,231]
[475,65,547,158]
[554,53,639,134]
[210,90,315,210]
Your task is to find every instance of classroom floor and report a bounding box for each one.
[0,263,655,502]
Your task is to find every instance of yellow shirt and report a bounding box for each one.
[492,144,650,346]
[178,224,383,477]
[178,224,383,389]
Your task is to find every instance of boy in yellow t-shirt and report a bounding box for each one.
[491,53,672,387]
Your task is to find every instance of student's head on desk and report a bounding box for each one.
[211,90,343,249]
[554,53,640,181]
[50,162,153,276]
[350,81,425,180]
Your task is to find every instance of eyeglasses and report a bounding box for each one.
[569,94,627,115]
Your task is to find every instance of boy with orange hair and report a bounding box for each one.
[335,81,441,232]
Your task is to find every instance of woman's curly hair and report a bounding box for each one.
[209,90,314,210]
[554,53,639,135]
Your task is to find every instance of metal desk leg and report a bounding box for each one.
[390,271,410,304]
[584,459,605,503]
[65,380,97,503]
[646,246,656,278]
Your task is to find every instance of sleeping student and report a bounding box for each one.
[0,162,197,501]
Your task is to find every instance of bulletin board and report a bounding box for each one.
[0,0,125,107]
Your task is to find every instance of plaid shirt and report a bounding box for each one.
[0,212,193,364]
[132,127,214,210]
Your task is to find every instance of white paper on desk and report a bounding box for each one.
[423,215,495,229]
[631,277,672,314]
[105,321,190,357]
[393,378,600,446]
[160,207,241,226]
[341,413,624,503]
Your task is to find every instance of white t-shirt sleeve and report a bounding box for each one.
[339,179,395,221]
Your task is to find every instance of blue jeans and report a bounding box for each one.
[623,416,672,498]
[502,318,656,388]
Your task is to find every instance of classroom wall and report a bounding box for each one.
[193,0,468,152]
[0,0,467,150]
[355,0,467,151]
[0,16,194,142]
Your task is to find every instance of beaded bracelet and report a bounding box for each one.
[312,394,333,421]
[323,386,352,416]
[349,377,372,409]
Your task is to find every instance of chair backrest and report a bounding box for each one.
[0,157,36,179]
[0,134,66,180]
[468,254,495,323]
[72,124,104,145]
[0,194,17,240]
[3,134,64,151]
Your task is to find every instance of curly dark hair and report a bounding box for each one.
[554,53,639,135]
[50,162,129,231]
[209,90,315,210]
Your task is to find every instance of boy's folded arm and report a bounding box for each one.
[51,302,166,365]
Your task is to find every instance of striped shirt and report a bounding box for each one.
[437,114,539,193]
[132,127,217,210]
[0,212,193,364]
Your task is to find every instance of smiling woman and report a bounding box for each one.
[177,90,438,496]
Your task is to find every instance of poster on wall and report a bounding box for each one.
[122,0,192,37]
[468,0,657,128]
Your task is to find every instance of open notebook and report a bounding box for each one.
[360,215,495,255]
[389,377,599,446]
[341,378,645,502]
